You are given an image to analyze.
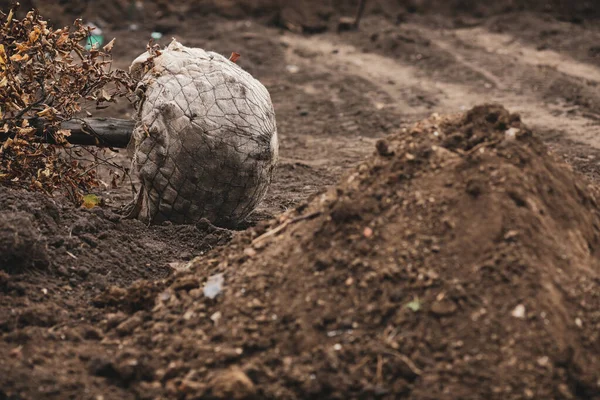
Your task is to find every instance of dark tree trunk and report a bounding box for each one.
[51,118,135,148]
[0,118,135,149]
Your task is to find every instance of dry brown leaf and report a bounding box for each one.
[0,5,136,202]
[103,38,116,52]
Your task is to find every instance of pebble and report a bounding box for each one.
[431,300,457,316]
[243,248,257,257]
[116,315,143,336]
[286,65,300,74]
[511,304,526,319]
[209,367,256,399]
[211,311,222,325]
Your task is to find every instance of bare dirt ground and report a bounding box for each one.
[2,1,600,399]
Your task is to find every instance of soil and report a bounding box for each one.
[2,1,600,399]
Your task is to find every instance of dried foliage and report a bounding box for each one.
[0,4,134,202]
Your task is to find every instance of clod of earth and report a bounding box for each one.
[129,40,278,227]
[0,211,49,273]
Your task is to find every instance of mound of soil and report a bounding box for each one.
[14,104,594,400]
[0,211,50,273]
[2,105,600,399]
[127,104,599,399]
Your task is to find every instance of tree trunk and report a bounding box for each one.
[0,118,135,149]
[54,118,135,148]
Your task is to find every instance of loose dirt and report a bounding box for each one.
[2,1,600,399]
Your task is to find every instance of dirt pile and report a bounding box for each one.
[1,105,600,399]
[48,104,595,399]
[0,211,50,273]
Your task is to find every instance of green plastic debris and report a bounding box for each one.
[85,23,104,50]
[86,35,104,50]
[151,32,163,40]
[405,297,422,312]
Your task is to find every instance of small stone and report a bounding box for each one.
[105,312,127,329]
[183,309,195,320]
[178,379,207,396]
[333,343,342,351]
[286,65,300,74]
[116,315,143,336]
[557,383,574,399]
[511,304,526,319]
[504,230,519,241]
[537,356,550,367]
[211,311,222,325]
[243,248,257,257]
[158,290,171,302]
[505,127,520,140]
[430,300,457,316]
[210,367,255,399]
[9,346,22,358]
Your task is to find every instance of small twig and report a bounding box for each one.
[354,0,367,28]
[465,139,502,156]
[70,144,133,186]
[376,354,383,383]
[12,80,48,122]
[65,251,78,259]
[381,350,423,376]
[251,211,322,245]
[350,356,371,374]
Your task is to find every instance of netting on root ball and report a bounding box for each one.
[129,40,278,227]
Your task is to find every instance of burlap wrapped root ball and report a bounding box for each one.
[129,40,278,227]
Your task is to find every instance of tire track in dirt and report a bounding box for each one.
[280,25,600,151]
[406,23,600,148]
[281,32,481,118]
[454,27,600,84]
